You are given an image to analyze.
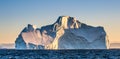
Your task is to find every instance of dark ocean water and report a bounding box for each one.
[0,49,119,59]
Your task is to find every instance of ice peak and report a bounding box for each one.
[59,16,70,18]
[53,16,80,31]
[27,24,36,32]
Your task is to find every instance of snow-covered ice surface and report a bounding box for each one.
[15,16,108,49]
[0,49,119,59]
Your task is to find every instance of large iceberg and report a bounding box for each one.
[15,16,108,49]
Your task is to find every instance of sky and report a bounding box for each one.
[0,0,120,44]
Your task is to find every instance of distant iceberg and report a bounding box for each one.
[15,16,109,49]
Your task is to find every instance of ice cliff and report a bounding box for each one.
[15,16,108,49]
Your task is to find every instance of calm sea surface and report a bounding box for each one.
[0,49,119,59]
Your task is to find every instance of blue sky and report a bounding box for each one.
[0,0,120,44]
